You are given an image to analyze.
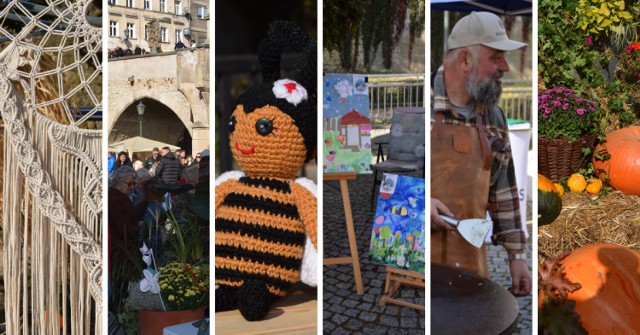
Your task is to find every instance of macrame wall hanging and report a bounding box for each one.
[0,0,102,334]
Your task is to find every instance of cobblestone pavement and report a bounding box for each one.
[323,173,426,335]
[322,172,533,334]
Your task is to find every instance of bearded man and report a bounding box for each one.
[430,11,531,297]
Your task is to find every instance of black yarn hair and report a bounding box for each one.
[236,21,317,161]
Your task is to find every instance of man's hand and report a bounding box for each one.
[430,198,455,231]
[508,259,531,296]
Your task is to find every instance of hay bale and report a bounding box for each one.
[538,191,640,261]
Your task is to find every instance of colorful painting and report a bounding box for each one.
[323,73,372,174]
[369,174,426,273]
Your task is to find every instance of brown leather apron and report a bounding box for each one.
[431,111,492,277]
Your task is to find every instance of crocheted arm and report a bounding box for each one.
[214,170,245,208]
[293,177,317,287]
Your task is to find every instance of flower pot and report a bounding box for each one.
[138,307,205,335]
[538,135,596,182]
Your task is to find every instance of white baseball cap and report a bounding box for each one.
[447,11,527,51]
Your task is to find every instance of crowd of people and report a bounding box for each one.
[109,39,197,58]
[107,144,210,311]
[108,45,146,58]
[108,146,202,182]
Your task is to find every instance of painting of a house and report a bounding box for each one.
[340,109,371,151]
[323,73,372,174]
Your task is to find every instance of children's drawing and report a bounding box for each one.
[323,73,372,174]
[370,174,425,273]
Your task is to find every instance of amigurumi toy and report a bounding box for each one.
[215,21,317,321]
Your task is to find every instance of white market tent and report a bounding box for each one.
[108,136,180,155]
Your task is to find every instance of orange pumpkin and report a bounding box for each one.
[593,126,640,195]
[560,243,640,333]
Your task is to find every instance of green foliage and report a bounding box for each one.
[577,0,632,35]
[539,0,606,90]
[408,0,425,66]
[324,0,423,71]
[323,0,368,70]
[117,309,139,335]
[540,0,640,136]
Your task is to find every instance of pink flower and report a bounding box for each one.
[576,108,585,115]
[626,45,633,54]
[586,36,592,45]
[562,103,569,110]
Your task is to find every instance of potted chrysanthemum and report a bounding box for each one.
[538,86,602,181]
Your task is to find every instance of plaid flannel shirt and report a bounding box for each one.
[431,65,527,251]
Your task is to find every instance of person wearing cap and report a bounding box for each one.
[430,11,531,297]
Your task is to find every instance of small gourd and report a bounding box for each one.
[567,173,586,193]
[585,178,602,195]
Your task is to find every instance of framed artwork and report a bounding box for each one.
[369,174,426,273]
[323,73,372,174]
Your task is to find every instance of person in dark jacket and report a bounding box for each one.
[155,147,180,183]
[115,151,132,170]
[174,39,186,50]
[144,147,160,170]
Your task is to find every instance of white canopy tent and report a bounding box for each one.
[108,136,180,156]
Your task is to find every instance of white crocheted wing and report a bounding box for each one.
[295,177,318,287]
[215,172,318,287]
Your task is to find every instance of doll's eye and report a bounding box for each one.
[255,117,273,136]
[228,115,236,133]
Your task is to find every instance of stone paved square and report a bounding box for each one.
[322,167,532,334]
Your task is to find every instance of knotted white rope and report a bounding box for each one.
[0,0,102,333]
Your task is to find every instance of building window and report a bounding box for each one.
[175,29,181,44]
[144,0,150,10]
[109,21,118,37]
[159,0,166,12]
[108,0,116,5]
[197,5,208,19]
[144,25,148,40]
[161,27,168,43]
[175,0,181,15]
[125,23,135,39]
[126,0,133,8]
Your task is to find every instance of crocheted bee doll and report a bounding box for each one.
[215,21,317,321]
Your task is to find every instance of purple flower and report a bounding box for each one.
[626,45,633,54]
[553,100,562,108]
[562,103,569,110]
[576,108,585,115]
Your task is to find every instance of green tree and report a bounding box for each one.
[380,226,391,248]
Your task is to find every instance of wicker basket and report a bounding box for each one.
[538,135,596,182]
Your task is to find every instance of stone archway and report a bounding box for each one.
[109,98,193,155]
[108,80,193,138]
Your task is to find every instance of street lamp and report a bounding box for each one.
[136,100,145,137]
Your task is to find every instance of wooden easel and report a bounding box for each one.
[323,172,364,295]
[379,266,425,310]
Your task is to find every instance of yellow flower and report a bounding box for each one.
[168,295,175,301]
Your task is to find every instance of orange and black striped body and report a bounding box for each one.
[215,176,306,297]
